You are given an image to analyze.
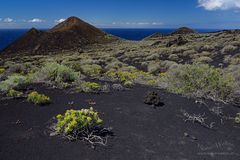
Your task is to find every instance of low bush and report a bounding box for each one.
[105,70,137,82]
[193,56,213,64]
[221,45,238,54]
[201,44,215,52]
[145,53,160,61]
[55,107,110,146]
[147,60,177,74]
[200,51,211,57]
[164,63,235,102]
[168,54,179,61]
[80,64,102,77]
[7,89,23,97]
[226,65,240,105]
[230,56,240,65]
[104,60,127,71]
[147,79,158,86]
[27,91,51,105]
[7,64,27,74]
[77,81,101,92]
[182,49,197,57]
[0,75,29,92]
[123,81,134,88]
[0,68,5,74]
[235,113,240,124]
[147,61,161,74]
[56,108,103,135]
[105,67,156,86]
[33,62,79,84]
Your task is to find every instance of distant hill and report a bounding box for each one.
[2,16,118,55]
[172,27,196,34]
[143,27,197,41]
[143,32,164,40]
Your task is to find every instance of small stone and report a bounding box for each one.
[112,84,124,91]
[184,132,189,137]
[50,132,58,137]
[191,136,198,140]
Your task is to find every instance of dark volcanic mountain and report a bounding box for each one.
[2,16,117,55]
[172,27,196,34]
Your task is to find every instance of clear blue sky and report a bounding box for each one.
[0,0,240,29]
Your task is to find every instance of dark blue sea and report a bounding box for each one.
[0,28,219,51]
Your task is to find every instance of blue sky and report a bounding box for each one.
[0,0,240,29]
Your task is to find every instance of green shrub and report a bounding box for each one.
[77,81,101,92]
[27,91,51,105]
[230,57,240,65]
[168,54,179,61]
[0,68,5,74]
[147,79,158,86]
[145,53,160,61]
[147,61,161,74]
[33,62,79,84]
[7,64,27,74]
[222,45,238,54]
[105,68,155,86]
[182,49,197,56]
[7,89,23,97]
[104,60,127,71]
[201,45,215,52]
[193,56,213,64]
[0,75,29,92]
[164,63,235,102]
[147,60,177,74]
[106,69,145,83]
[56,107,103,135]
[123,81,134,88]
[235,113,240,124]
[80,64,102,76]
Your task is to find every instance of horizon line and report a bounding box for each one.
[0,27,229,30]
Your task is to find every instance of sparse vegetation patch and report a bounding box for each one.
[7,89,23,98]
[164,63,235,103]
[33,62,79,87]
[0,75,29,92]
[27,91,51,105]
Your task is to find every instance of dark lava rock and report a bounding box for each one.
[232,91,240,107]
[0,75,8,82]
[144,91,164,107]
[166,36,188,47]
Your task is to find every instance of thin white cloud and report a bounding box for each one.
[28,18,44,23]
[137,22,150,25]
[55,18,66,24]
[152,22,163,25]
[112,21,163,26]
[198,0,240,10]
[3,17,13,23]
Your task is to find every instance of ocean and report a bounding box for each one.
[0,28,219,51]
